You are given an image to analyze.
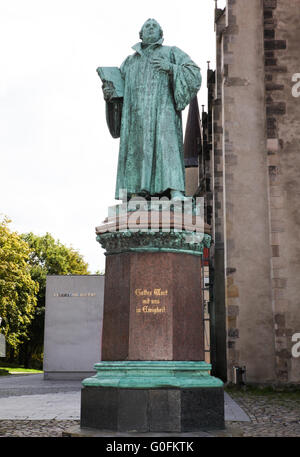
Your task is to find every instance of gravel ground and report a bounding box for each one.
[0,390,299,437]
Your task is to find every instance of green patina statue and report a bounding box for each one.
[100,19,202,201]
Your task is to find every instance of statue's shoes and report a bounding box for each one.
[170,190,189,201]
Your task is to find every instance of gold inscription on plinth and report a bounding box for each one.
[154,289,168,296]
[135,288,168,315]
[135,288,168,297]
[135,306,166,314]
[135,289,152,296]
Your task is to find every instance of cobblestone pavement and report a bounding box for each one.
[227,389,300,437]
[0,390,299,437]
[0,420,80,437]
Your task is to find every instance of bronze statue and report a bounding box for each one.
[99,19,202,201]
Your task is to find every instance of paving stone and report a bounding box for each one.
[0,374,300,437]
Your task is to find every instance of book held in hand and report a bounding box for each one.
[96,67,124,99]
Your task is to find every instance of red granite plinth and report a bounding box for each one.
[101,251,204,361]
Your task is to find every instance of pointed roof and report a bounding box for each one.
[184,96,202,167]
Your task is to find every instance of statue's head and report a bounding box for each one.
[139,19,163,44]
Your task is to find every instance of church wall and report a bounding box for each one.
[185,167,199,196]
[220,0,277,383]
[210,10,228,381]
[264,0,300,383]
[210,0,300,384]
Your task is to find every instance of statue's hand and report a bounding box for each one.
[102,84,114,102]
[151,57,172,73]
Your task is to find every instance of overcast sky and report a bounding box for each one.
[0,0,226,273]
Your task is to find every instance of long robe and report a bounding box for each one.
[105,39,202,199]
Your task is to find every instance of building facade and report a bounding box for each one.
[185,0,300,384]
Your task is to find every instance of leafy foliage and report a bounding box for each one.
[0,217,38,350]
[0,219,90,367]
[22,232,89,306]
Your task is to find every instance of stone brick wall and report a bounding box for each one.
[213,0,277,383]
[210,10,228,380]
[209,0,300,384]
[263,0,300,383]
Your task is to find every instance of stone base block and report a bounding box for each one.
[81,386,224,432]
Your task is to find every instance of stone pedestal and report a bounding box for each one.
[80,202,224,432]
[101,250,204,361]
[81,362,224,432]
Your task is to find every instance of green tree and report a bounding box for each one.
[0,217,38,354]
[19,232,89,368]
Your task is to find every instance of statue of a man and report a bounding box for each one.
[102,19,202,201]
